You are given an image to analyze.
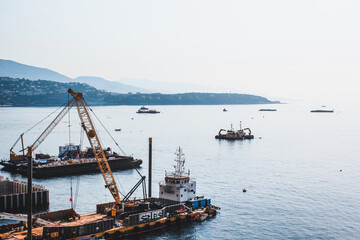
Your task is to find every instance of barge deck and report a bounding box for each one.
[0,157,142,178]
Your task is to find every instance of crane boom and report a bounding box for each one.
[68,88,121,203]
[10,98,76,160]
[31,98,76,151]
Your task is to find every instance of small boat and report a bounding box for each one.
[311,110,334,113]
[259,109,277,111]
[136,106,160,114]
[223,108,228,112]
[115,128,121,131]
[215,122,254,140]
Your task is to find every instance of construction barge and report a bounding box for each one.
[0,156,142,178]
[0,89,218,239]
[1,89,142,178]
[0,148,218,240]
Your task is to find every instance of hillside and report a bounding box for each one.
[0,77,278,106]
[0,59,71,83]
[74,76,148,94]
[0,59,232,94]
[0,59,148,93]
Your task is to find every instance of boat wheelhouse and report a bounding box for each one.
[159,147,196,202]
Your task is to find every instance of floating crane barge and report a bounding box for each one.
[0,89,218,239]
[0,89,142,178]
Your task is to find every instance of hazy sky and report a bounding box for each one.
[1,0,360,102]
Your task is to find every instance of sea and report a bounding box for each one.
[1,102,360,240]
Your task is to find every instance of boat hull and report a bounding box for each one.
[0,157,142,178]
[215,135,254,140]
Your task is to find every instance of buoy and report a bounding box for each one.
[243,189,247,193]
[340,170,342,172]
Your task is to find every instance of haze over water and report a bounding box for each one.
[1,102,360,239]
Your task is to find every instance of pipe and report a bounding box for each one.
[148,138,152,198]
[27,146,33,240]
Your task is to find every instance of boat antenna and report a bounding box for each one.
[240,121,242,130]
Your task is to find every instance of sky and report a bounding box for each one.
[1,0,360,102]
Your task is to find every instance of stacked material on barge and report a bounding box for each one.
[0,148,218,240]
[215,122,254,140]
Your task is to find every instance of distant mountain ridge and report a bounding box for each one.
[0,59,236,94]
[0,59,148,94]
[0,59,71,83]
[74,76,149,93]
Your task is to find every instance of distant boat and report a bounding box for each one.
[215,122,254,140]
[115,128,121,131]
[311,110,334,113]
[223,108,228,112]
[136,106,160,114]
[259,109,277,111]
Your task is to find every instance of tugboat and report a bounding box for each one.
[215,122,254,140]
[136,106,160,114]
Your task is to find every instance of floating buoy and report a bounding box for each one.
[340,170,342,172]
[243,189,247,193]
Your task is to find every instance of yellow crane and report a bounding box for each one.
[68,88,121,203]
[10,88,122,204]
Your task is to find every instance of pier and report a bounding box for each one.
[0,176,49,212]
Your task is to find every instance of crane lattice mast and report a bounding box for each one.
[68,89,121,203]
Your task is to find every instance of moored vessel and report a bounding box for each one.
[136,106,160,114]
[259,108,277,111]
[215,122,254,140]
[1,89,142,177]
[310,109,334,113]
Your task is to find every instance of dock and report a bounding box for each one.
[0,176,49,212]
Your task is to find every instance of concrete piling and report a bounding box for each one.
[0,176,49,212]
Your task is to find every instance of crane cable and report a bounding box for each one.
[84,101,143,178]
[11,100,70,151]
[86,105,139,196]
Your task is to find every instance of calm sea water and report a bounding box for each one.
[1,102,360,239]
